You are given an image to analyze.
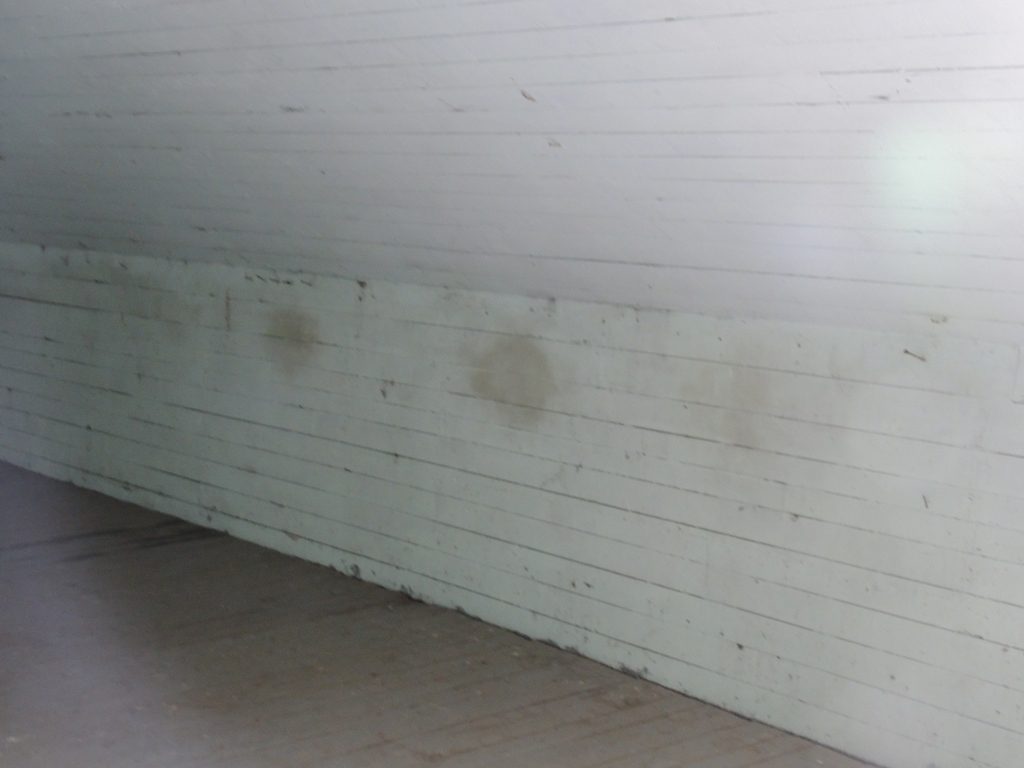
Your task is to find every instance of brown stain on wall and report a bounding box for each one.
[471,336,555,426]
[265,308,320,377]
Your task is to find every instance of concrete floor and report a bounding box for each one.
[0,461,873,768]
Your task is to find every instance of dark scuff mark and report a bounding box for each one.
[438,98,465,112]
[520,89,536,102]
[471,336,556,427]
[280,105,306,113]
[248,271,296,286]
[264,308,320,377]
[903,348,927,363]
[617,663,649,679]
[224,289,232,331]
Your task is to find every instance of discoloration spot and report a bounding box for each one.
[471,336,555,426]
[265,308,320,377]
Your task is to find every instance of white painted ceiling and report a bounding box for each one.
[2,0,1024,333]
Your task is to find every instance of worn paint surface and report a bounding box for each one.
[1,245,1024,768]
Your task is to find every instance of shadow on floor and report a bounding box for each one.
[0,462,866,768]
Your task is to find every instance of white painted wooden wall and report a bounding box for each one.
[2,243,1023,768]
[2,1,1024,333]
